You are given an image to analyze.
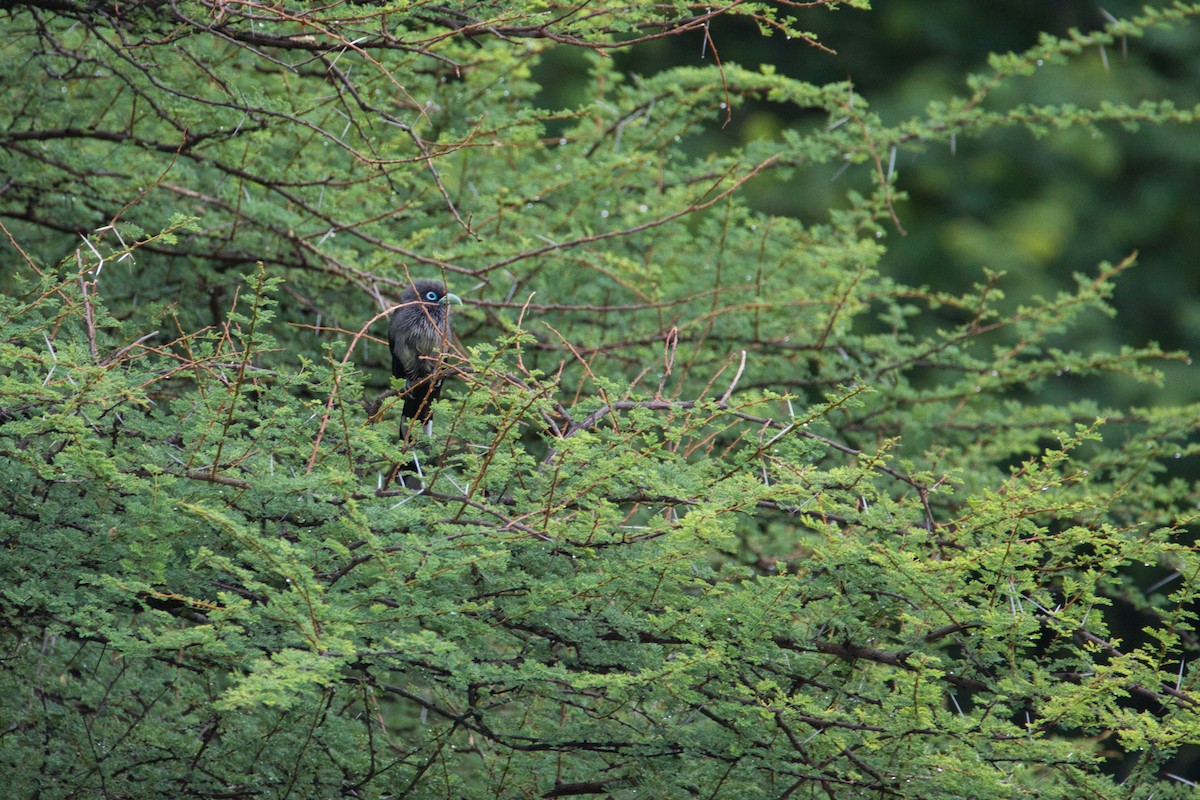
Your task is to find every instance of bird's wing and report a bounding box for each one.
[388,319,408,382]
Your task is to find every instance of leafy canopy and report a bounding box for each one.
[3,2,1200,798]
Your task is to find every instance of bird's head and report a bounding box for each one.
[398,280,463,328]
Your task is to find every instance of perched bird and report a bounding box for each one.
[388,279,462,428]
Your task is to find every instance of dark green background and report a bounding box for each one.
[536,2,1200,409]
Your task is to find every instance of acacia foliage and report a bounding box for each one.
[3,2,1200,798]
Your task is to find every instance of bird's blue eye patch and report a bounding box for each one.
[425,290,439,301]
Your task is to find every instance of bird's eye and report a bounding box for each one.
[425,290,439,301]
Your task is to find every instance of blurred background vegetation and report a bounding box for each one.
[532,1,1200,409]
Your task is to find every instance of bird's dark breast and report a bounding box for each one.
[390,307,445,372]
[406,321,444,375]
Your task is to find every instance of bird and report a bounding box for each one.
[388,279,462,431]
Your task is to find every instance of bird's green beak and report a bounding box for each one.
[441,293,463,306]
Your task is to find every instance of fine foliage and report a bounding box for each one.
[3,2,1200,798]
